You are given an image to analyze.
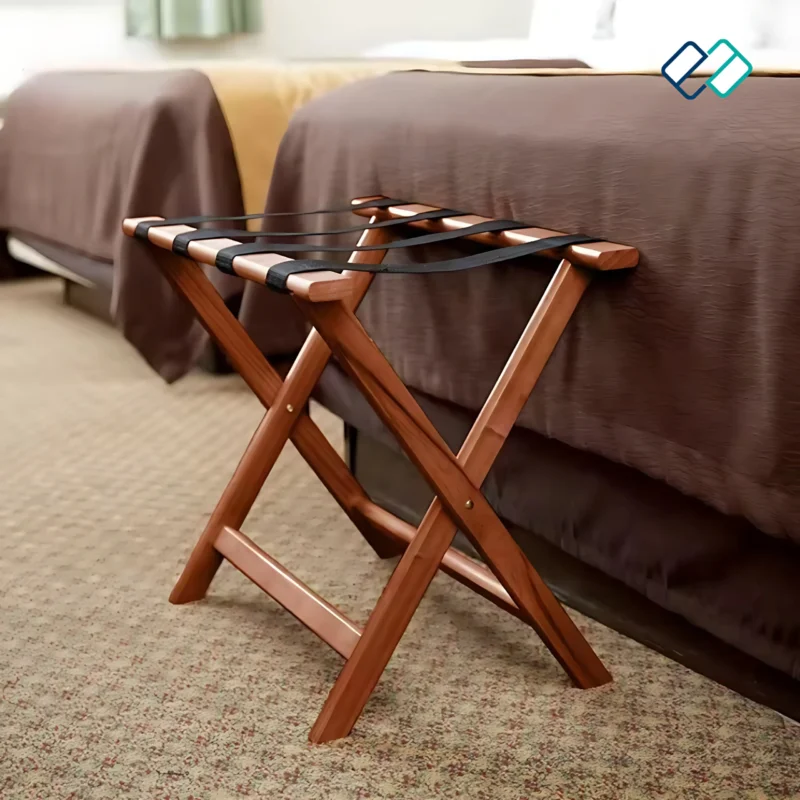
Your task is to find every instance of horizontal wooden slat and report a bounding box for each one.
[351,196,639,271]
[214,526,362,659]
[121,217,356,302]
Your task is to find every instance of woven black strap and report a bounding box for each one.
[133,197,404,241]
[261,233,598,292]
[170,208,462,258]
[214,218,530,273]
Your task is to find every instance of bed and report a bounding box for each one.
[0,61,409,378]
[210,64,800,702]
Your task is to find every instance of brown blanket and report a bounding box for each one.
[261,70,800,544]
[0,70,254,380]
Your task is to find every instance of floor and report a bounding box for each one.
[1,280,798,800]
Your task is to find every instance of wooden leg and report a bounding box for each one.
[299,260,611,742]
[170,406,287,603]
[153,228,399,604]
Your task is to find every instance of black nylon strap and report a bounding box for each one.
[263,234,598,292]
[215,219,530,275]
[133,197,404,241]
[170,208,462,258]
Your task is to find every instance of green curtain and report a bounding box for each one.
[126,0,262,40]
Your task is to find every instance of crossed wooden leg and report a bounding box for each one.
[296,258,611,742]
[139,224,612,744]
[160,226,401,605]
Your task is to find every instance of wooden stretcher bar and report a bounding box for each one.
[215,526,363,659]
[122,197,638,744]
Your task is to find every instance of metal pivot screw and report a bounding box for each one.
[465,499,474,510]
[286,404,294,413]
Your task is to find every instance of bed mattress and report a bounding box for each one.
[262,69,800,545]
[0,62,407,379]
[0,69,247,379]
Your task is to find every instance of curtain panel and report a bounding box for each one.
[126,0,261,39]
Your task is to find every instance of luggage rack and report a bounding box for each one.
[123,196,638,743]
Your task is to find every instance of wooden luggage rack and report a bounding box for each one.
[123,197,639,743]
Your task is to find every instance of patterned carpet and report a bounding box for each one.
[1,279,798,800]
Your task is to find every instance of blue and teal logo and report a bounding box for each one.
[662,39,752,99]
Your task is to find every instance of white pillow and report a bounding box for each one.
[362,38,540,60]
[528,0,615,44]
[613,0,763,57]
[757,0,800,49]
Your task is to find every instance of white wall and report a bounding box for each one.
[260,0,532,58]
[0,0,533,95]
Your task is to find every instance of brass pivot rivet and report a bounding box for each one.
[465,499,474,510]
[286,404,294,413]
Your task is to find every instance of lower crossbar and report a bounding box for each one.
[215,526,362,659]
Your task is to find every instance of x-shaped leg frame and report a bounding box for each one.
[123,202,633,743]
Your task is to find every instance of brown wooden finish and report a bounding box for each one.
[148,227,396,604]
[353,497,525,620]
[296,260,610,743]
[123,202,639,299]
[353,425,800,726]
[351,197,639,271]
[216,526,362,659]
[122,198,622,745]
[123,217,357,302]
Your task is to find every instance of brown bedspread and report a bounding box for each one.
[0,70,262,380]
[262,70,800,544]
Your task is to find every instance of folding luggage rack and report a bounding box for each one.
[123,197,639,743]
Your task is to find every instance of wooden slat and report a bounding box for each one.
[351,196,639,271]
[122,217,355,302]
[216,527,362,660]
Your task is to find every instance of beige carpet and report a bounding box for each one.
[1,279,798,800]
